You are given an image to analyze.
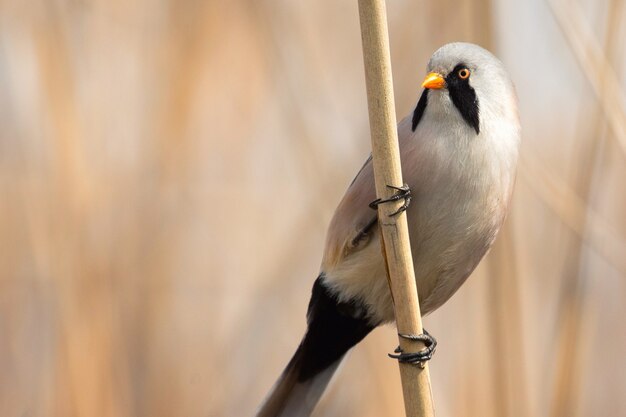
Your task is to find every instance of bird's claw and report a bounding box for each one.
[369,184,412,216]
[388,330,437,367]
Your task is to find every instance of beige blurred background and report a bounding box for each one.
[1,0,625,416]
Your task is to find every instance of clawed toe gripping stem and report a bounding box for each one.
[388,329,437,368]
[369,184,411,217]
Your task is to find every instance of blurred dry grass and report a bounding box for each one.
[0,0,625,416]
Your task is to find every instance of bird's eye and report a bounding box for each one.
[458,68,470,79]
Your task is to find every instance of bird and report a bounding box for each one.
[256,42,521,417]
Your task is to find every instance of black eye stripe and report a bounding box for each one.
[445,64,480,134]
[451,63,470,76]
[411,63,480,134]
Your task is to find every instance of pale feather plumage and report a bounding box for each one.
[321,42,520,323]
[257,42,520,417]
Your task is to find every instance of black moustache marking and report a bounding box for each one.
[446,63,480,134]
[411,88,429,132]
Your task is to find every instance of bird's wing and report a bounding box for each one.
[321,116,416,271]
[321,154,379,270]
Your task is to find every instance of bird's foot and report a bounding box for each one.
[388,329,437,368]
[369,184,412,216]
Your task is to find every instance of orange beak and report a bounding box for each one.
[422,72,446,89]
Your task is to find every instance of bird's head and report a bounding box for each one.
[412,42,518,136]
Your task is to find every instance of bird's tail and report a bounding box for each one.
[255,338,342,417]
[256,276,376,417]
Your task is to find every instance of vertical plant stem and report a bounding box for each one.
[357,1,435,416]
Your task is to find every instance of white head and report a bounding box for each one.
[412,42,519,136]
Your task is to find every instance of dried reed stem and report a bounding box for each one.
[357,1,435,416]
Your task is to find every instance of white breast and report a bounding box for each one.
[322,109,519,324]
[400,104,519,314]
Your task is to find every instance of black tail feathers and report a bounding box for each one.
[256,276,376,417]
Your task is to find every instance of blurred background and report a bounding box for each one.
[1,0,625,416]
